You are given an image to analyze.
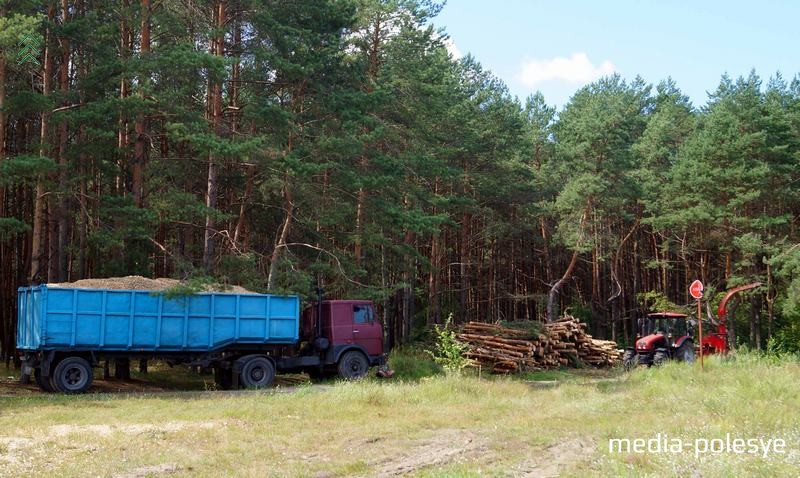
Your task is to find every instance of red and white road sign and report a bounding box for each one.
[689,280,704,299]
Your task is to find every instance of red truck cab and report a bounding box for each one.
[299,299,385,379]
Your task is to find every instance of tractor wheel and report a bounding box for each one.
[51,357,94,394]
[622,350,638,371]
[239,356,275,389]
[337,351,370,380]
[677,342,695,363]
[652,350,669,367]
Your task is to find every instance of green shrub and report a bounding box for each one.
[425,314,471,375]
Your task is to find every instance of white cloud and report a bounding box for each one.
[443,37,462,60]
[517,53,615,88]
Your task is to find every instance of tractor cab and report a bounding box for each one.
[637,312,690,346]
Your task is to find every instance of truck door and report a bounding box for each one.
[352,303,383,356]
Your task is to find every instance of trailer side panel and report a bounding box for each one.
[16,285,299,352]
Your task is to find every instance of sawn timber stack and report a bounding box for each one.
[458,317,621,374]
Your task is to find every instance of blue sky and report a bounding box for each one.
[434,0,800,109]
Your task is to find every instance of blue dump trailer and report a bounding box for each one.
[17,285,385,393]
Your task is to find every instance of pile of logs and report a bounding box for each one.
[458,316,622,374]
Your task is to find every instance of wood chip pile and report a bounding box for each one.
[48,275,254,293]
[458,317,622,374]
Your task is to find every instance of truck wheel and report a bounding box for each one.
[34,368,56,393]
[239,357,275,389]
[51,357,94,394]
[622,350,638,371]
[652,350,669,367]
[677,342,695,363]
[337,351,369,380]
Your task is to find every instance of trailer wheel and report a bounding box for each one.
[34,368,56,393]
[239,357,275,389]
[337,351,369,380]
[51,357,94,394]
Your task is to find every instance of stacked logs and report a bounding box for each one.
[458,316,621,374]
[544,318,622,368]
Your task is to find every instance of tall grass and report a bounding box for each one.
[387,346,442,380]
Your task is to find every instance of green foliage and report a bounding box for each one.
[0,13,43,52]
[0,218,30,241]
[767,324,800,355]
[0,155,58,186]
[637,290,685,313]
[159,276,221,299]
[217,254,266,294]
[89,197,157,277]
[425,314,471,374]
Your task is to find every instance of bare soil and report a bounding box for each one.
[47,275,255,293]
[369,429,496,477]
[515,437,595,477]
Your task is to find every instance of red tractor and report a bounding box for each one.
[623,312,695,369]
[623,282,762,370]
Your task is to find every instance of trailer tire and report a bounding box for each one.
[337,351,369,380]
[51,357,94,394]
[34,368,56,393]
[239,357,275,389]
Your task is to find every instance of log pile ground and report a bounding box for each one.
[458,317,622,374]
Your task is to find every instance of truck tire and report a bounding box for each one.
[677,342,695,363]
[239,357,275,389]
[34,368,56,393]
[337,351,369,380]
[51,357,94,394]
[652,350,669,367]
[622,350,638,371]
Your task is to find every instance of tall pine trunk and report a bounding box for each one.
[118,0,131,194]
[267,174,293,291]
[30,4,57,284]
[547,205,589,322]
[203,0,225,271]
[56,0,71,282]
[132,0,150,208]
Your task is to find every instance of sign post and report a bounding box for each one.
[689,280,704,370]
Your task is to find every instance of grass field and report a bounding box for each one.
[1,352,799,477]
